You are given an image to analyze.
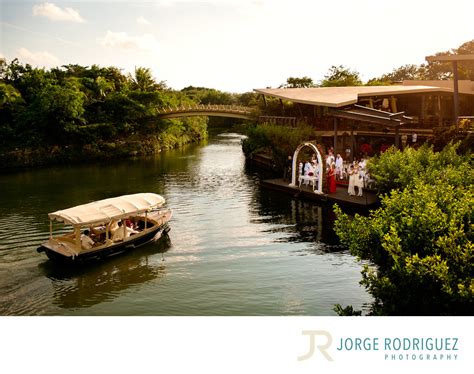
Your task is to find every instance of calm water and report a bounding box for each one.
[0,132,372,315]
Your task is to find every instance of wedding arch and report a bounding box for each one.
[290,142,323,194]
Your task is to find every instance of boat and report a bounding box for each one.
[37,193,172,263]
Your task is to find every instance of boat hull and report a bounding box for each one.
[37,223,170,264]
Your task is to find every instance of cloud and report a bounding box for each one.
[16,47,60,67]
[137,16,151,26]
[32,2,85,23]
[99,31,158,51]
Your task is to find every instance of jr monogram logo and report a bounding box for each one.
[298,330,334,361]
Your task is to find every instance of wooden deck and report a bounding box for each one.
[260,178,379,209]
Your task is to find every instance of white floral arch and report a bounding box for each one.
[290,142,323,194]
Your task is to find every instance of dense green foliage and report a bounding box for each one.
[279,76,315,88]
[0,60,258,168]
[320,65,362,87]
[242,123,316,169]
[334,144,473,315]
[0,59,210,151]
[367,143,472,194]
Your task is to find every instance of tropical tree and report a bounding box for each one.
[0,82,23,109]
[94,76,115,98]
[17,81,86,143]
[320,65,362,87]
[280,76,315,88]
[380,64,427,83]
[237,91,259,107]
[132,67,156,92]
[0,82,24,144]
[368,39,474,83]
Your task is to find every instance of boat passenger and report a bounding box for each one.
[109,219,119,232]
[81,230,95,250]
[112,221,125,242]
[112,221,139,242]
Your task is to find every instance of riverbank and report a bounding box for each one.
[0,132,372,315]
[0,132,207,171]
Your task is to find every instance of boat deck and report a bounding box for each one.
[260,178,379,208]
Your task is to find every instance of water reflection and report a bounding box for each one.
[40,235,171,309]
[249,180,342,250]
[0,131,372,316]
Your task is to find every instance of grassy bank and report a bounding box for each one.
[0,121,207,170]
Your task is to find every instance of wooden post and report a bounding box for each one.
[350,123,355,162]
[145,212,148,230]
[75,226,81,251]
[333,117,338,152]
[420,95,426,122]
[49,221,53,239]
[452,61,460,129]
[437,95,443,127]
[395,125,400,149]
[279,99,285,116]
[390,96,397,113]
[297,103,304,118]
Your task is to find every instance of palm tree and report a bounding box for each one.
[0,82,23,109]
[132,67,156,92]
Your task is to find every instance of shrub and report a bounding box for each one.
[334,144,473,315]
[367,143,472,194]
[242,123,316,168]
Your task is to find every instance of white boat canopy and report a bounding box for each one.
[48,193,166,226]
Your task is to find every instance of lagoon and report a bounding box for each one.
[0,131,372,315]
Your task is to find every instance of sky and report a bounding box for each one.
[1,0,473,92]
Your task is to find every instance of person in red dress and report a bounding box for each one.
[327,164,337,193]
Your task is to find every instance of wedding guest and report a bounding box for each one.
[304,160,312,175]
[358,158,367,184]
[326,151,335,170]
[335,153,344,180]
[348,165,356,196]
[354,165,364,197]
[327,164,337,193]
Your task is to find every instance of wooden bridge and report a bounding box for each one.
[156,104,255,120]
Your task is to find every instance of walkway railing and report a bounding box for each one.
[156,104,254,116]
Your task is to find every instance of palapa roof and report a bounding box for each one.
[48,193,165,226]
[254,85,452,108]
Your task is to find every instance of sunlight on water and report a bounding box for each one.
[0,131,372,315]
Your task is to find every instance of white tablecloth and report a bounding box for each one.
[298,175,318,190]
